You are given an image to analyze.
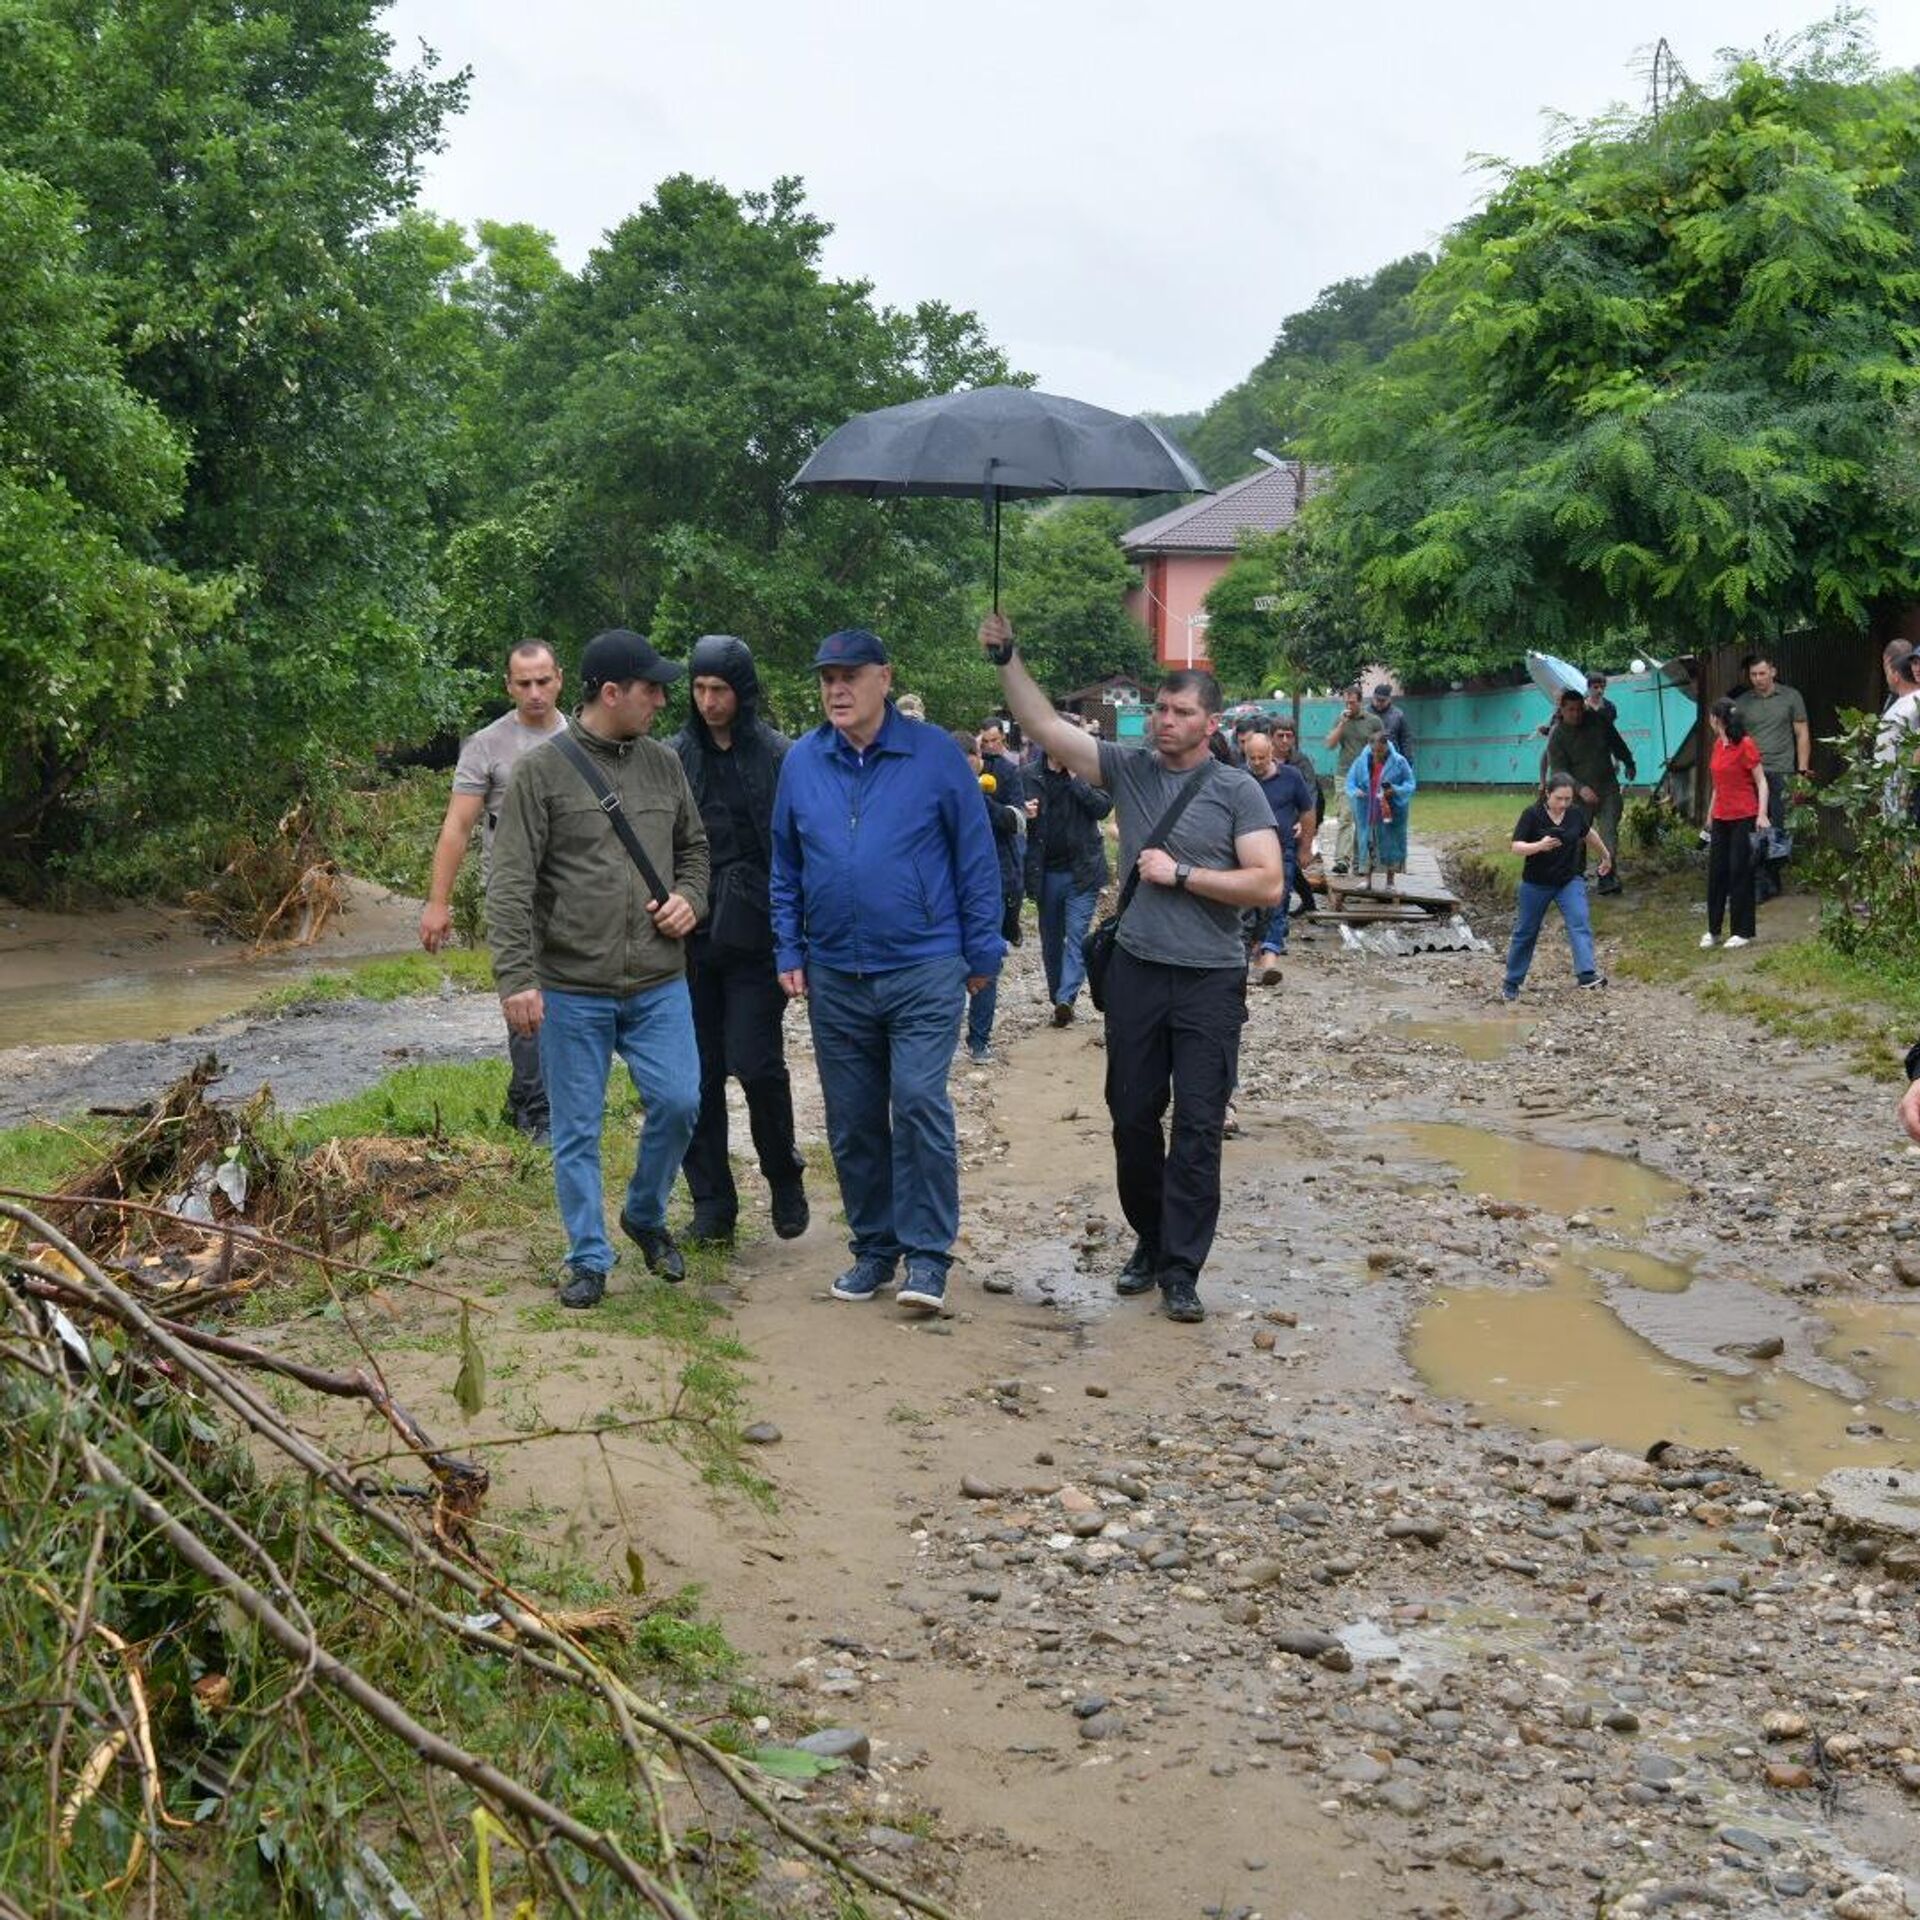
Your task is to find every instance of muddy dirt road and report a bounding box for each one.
[11,878,1920,1918]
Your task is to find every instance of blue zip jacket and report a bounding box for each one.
[771,704,1005,979]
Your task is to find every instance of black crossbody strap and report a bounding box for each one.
[1113,761,1215,923]
[553,732,670,906]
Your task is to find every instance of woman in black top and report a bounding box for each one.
[1501,772,1614,1001]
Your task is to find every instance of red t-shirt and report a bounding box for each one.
[1710,735,1763,821]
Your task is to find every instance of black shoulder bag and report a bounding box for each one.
[552,733,670,905]
[1081,762,1214,1013]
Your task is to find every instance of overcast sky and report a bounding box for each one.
[383,1,1919,419]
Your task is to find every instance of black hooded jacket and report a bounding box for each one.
[669,636,790,880]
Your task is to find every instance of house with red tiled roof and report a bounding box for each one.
[1123,458,1333,668]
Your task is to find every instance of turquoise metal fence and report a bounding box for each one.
[1287,670,1695,787]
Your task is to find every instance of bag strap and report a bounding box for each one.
[553,731,670,906]
[1113,761,1216,922]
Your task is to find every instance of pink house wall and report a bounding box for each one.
[1124,552,1231,668]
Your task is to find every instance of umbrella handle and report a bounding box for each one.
[983,462,1002,614]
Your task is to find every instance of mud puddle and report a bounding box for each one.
[0,949,418,1048]
[1393,1013,1535,1059]
[1402,1120,1687,1232]
[1412,1258,1920,1486]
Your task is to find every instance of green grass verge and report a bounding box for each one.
[254,946,494,1012]
[0,1114,127,1195]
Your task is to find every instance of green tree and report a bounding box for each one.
[1306,18,1920,677]
[1184,254,1432,485]
[997,502,1149,696]
[466,174,1018,729]
[0,0,470,878]
[0,165,231,869]
[1203,526,1376,700]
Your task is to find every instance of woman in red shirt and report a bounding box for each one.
[1703,696,1770,949]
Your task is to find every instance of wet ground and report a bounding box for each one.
[9,867,1920,1917]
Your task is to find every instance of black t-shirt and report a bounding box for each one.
[1514,801,1590,889]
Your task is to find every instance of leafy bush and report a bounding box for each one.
[1804,708,1920,962]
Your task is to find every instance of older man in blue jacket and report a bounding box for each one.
[772,629,1004,1311]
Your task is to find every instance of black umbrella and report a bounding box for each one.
[791,384,1208,609]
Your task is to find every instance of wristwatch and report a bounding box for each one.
[985,636,1016,666]
[1173,862,1192,891]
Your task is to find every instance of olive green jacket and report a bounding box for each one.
[487,716,710,999]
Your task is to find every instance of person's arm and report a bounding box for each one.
[944,749,1007,986]
[1067,776,1113,820]
[488,772,546,1035]
[1585,824,1613,875]
[420,791,485,950]
[1753,763,1770,831]
[770,759,807,997]
[1900,1041,1920,1144]
[1323,715,1343,750]
[1138,827,1284,908]
[1792,714,1812,777]
[1607,720,1637,781]
[977,614,1101,782]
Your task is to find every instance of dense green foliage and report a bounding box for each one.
[1302,19,1920,679]
[1184,253,1432,486]
[0,0,474,885]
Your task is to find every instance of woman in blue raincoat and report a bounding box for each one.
[1345,732,1416,882]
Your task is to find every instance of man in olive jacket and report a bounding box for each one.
[489,629,711,1308]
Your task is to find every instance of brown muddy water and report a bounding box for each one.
[1414,1259,1920,1487]
[0,953,414,1049]
[1393,1015,1536,1060]
[1402,1119,1687,1233]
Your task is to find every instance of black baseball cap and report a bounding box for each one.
[580,628,684,692]
[812,628,890,668]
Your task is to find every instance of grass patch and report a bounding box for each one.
[253,945,494,1010]
[327,765,451,897]
[289,1059,518,1150]
[1693,939,1920,1079]
[0,1113,125,1193]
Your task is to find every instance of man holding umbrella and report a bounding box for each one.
[977,612,1283,1324]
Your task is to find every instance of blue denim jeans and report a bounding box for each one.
[1256,850,1299,954]
[1503,877,1596,993]
[538,980,702,1275]
[966,976,997,1052]
[1037,868,1100,1006]
[808,956,968,1273]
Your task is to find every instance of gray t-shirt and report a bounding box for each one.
[1097,742,1278,969]
[453,711,564,874]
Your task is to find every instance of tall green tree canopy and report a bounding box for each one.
[0,164,230,851]
[1304,18,1920,680]
[0,0,468,876]
[452,174,1019,730]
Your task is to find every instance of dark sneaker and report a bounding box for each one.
[1116,1238,1160,1297]
[558,1264,607,1310]
[1500,986,1520,1004]
[831,1257,895,1302]
[1161,1279,1206,1324]
[1051,1002,1074,1027]
[770,1180,810,1240]
[897,1264,947,1311]
[619,1213,685,1283]
[967,1043,996,1065]
[1576,973,1610,990]
[685,1211,737,1249]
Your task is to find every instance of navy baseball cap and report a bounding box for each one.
[580,628,684,692]
[812,628,890,669]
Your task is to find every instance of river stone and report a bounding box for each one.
[1820,1468,1920,1536]
[741,1421,782,1445]
[1833,1876,1913,1920]
[1385,1516,1448,1546]
[1272,1629,1338,1660]
[1078,1710,1122,1742]
[960,1475,1003,1500]
[796,1727,870,1768]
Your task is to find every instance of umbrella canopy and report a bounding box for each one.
[1527,651,1588,702]
[793,384,1206,500]
[792,384,1208,606]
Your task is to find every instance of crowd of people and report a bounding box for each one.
[419,623,1864,1325]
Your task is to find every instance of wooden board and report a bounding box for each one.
[1324,875,1459,915]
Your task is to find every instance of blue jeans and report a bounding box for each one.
[1037,868,1100,1006]
[808,956,968,1273]
[966,976,997,1052]
[1257,850,1298,953]
[538,980,702,1275]
[1503,878,1596,993]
